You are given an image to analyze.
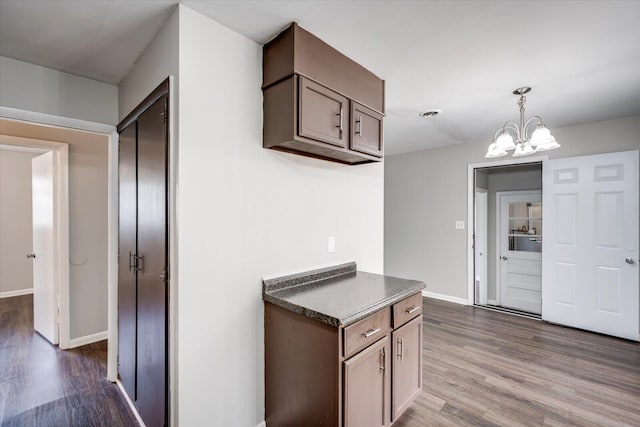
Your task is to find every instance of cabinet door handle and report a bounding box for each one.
[380,347,386,374]
[397,337,404,360]
[356,115,363,136]
[129,251,134,272]
[336,108,343,134]
[406,306,420,314]
[362,328,380,338]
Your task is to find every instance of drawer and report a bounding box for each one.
[343,308,391,359]
[393,293,422,328]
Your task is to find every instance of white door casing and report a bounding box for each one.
[542,150,639,341]
[498,191,542,314]
[32,151,58,344]
[475,190,488,305]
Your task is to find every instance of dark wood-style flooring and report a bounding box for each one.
[0,295,137,426]
[3,295,639,426]
[393,298,640,426]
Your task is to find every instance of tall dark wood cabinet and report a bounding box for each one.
[118,80,169,427]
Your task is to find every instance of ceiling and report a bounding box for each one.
[1,1,639,155]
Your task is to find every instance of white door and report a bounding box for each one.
[475,190,488,305]
[32,151,58,344]
[498,191,542,314]
[542,150,639,341]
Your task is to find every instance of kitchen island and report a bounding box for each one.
[263,262,426,426]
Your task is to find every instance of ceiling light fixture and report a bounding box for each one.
[485,87,560,158]
[420,110,441,118]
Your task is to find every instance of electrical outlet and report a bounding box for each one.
[327,236,336,253]
[455,220,465,230]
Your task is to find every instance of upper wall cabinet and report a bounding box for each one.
[262,23,385,165]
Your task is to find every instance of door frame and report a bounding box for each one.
[475,188,488,305]
[0,133,70,347]
[0,107,117,357]
[495,190,542,308]
[467,156,548,305]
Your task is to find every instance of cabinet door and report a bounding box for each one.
[344,337,389,427]
[136,96,168,427]
[350,101,383,157]
[391,315,423,421]
[298,76,349,148]
[118,121,138,401]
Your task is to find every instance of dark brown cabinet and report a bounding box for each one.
[344,337,390,427]
[391,316,423,421]
[262,23,385,165]
[351,101,383,157]
[264,291,422,426]
[117,80,169,427]
[298,76,349,148]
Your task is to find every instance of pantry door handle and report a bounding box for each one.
[363,328,380,338]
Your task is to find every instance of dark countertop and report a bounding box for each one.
[263,262,426,328]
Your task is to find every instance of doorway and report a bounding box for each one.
[497,191,542,314]
[0,137,69,343]
[0,117,114,350]
[473,163,543,317]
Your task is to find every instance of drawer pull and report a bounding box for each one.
[362,328,381,338]
[406,305,420,314]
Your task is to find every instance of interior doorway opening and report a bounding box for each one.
[473,163,543,318]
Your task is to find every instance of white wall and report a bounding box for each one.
[177,6,383,426]
[385,115,640,300]
[0,56,118,125]
[0,149,37,295]
[0,120,110,339]
[118,6,179,121]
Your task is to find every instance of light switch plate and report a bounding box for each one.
[328,236,336,253]
[455,220,465,230]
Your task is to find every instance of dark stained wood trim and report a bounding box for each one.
[117,78,169,133]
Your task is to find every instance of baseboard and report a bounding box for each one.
[255,422,266,427]
[422,290,468,305]
[0,288,33,298]
[68,330,108,349]
[116,379,146,427]
[488,299,498,306]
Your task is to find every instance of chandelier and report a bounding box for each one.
[485,87,560,158]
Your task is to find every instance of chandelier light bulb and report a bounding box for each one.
[495,132,516,150]
[513,143,535,157]
[535,136,561,152]
[529,126,552,147]
[485,142,508,158]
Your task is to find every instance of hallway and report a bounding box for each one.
[0,295,136,426]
